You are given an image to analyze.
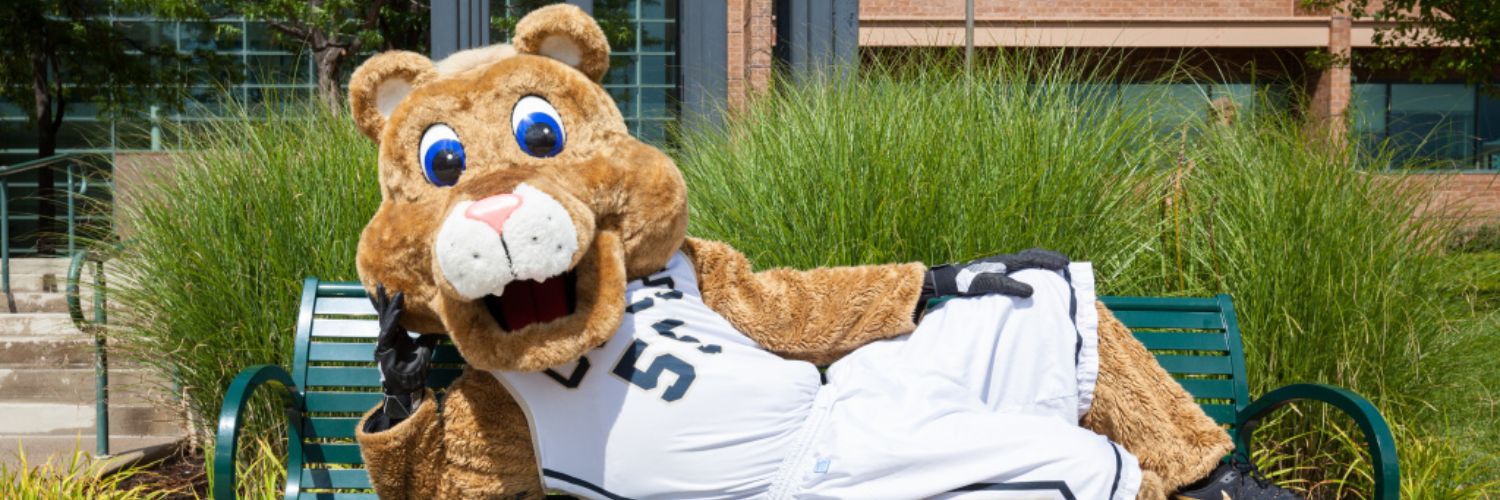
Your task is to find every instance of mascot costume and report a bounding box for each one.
[346,5,1295,499]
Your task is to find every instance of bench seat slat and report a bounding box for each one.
[301,493,377,500]
[1112,311,1225,330]
[306,417,361,439]
[306,367,463,388]
[1200,403,1237,426]
[1153,355,1234,375]
[1134,332,1230,352]
[1175,378,1239,401]
[1099,296,1221,312]
[303,443,364,465]
[309,319,380,338]
[308,342,465,364]
[304,392,382,413]
[315,297,378,316]
[300,468,372,490]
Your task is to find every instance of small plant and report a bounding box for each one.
[205,434,290,500]
[1449,223,1500,253]
[0,442,173,499]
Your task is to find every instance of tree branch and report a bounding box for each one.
[48,55,65,133]
[348,0,391,55]
[267,20,312,41]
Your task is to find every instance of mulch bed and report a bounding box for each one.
[112,442,208,499]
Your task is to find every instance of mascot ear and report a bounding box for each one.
[348,51,437,141]
[513,4,610,82]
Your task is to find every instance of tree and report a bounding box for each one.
[151,0,429,110]
[1309,0,1500,92]
[0,0,209,251]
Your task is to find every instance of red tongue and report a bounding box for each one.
[499,275,570,330]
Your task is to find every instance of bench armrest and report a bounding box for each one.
[214,364,304,500]
[1234,383,1399,500]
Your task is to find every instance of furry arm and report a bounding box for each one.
[357,370,543,499]
[682,238,926,366]
[1083,303,1235,498]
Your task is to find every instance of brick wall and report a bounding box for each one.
[861,0,1301,19]
[1419,174,1500,227]
[726,0,774,111]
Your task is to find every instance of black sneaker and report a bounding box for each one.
[1175,458,1303,500]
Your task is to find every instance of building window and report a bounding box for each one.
[1353,82,1498,170]
[492,0,680,144]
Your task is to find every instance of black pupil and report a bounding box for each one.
[432,148,463,184]
[524,123,558,155]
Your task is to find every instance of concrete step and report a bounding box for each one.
[2,258,72,275]
[0,291,98,314]
[0,336,95,368]
[1,273,62,293]
[0,313,81,337]
[0,434,181,467]
[0,368,165,405]
[0,402,181,436]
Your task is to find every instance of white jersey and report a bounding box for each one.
[490,252,824,499]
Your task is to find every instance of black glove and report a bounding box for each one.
[916,248,1070,319]
[371,284,440,423]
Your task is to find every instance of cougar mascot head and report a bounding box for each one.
[348,5,687,372]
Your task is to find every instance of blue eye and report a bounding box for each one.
[419,124,465,186]
[512,96,565,158]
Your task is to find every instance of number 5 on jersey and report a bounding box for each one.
[612,339,695,402]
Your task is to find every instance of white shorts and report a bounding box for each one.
[772,263,1141,500]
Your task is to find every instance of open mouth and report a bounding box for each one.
[481,272,578,331]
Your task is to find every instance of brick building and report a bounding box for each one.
[716,0,1499,222]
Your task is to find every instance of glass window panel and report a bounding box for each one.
[1479,92,1500,170]
[178,21,239,52]
[640,22,676,53]
[639,87,673,118]
[0,99,24,117]
[1389,84,1475,165]
[247,54,310,84]
[117,21,164,46]
[606,55,636,85]
[635,120,667,143]
[1211,84,1255,113]
[0,121,37,149]
[245,22,288,51]
[1120,83,1207,131]
[64,101,100,116]
[113,119,156,150]
[1352,83,1386,134]
[184,87,231,117]
[55,121,111,149]
[638,55,676,85]
[608,87,637,117]
[639,0,677,19]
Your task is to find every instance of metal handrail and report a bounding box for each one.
[67,249,110,456]
[0,153,98,312]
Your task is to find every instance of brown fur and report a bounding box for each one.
[357,373,542,499]
[350,5,1228,499]
[684,238,926,365]
[1084,303,1235,495]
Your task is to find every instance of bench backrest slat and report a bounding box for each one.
[286,279,1253,497]
[1100,294,1252,426]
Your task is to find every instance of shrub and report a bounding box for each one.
[1450,223,1500,253]
[107,100,379,448]
[676,50,1498,497]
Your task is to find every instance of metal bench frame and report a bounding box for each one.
[214,278,1399,499]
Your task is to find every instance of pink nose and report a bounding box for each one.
[465,194,524,234]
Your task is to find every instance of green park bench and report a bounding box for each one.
[214,277,1399,499]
